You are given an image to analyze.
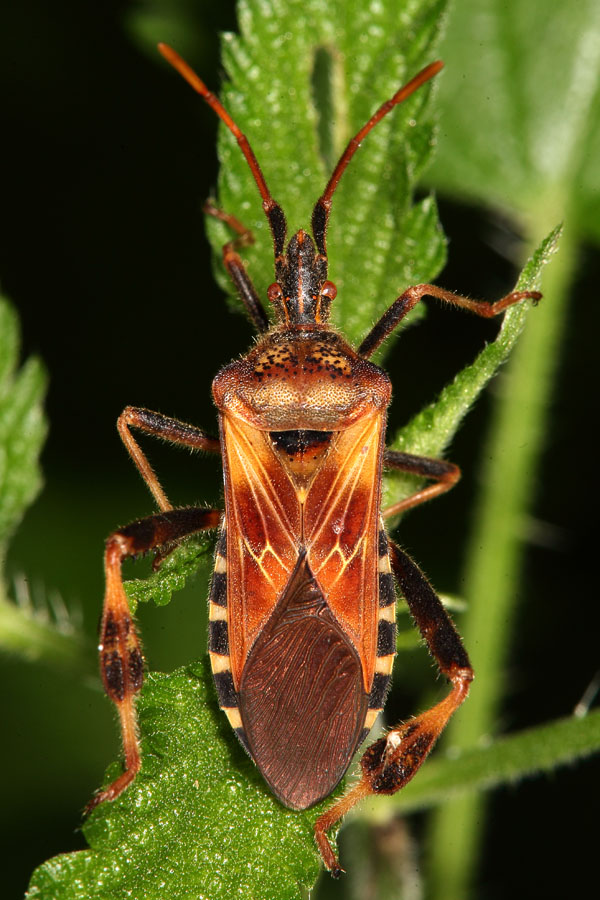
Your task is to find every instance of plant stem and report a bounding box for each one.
[426,206,573,900]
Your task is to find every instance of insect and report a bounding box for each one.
[88,43,541,875]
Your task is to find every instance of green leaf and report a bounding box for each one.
[0,295,46,550]
[0,297,81,667]
[207,0,447,341]
[429,0,600,241]
[27,659,327,900]
[125,533,215,611]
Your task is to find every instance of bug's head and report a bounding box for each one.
[158,43,443,326]
[266,229,337,327]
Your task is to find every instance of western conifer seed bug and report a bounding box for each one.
[88,44,541,875]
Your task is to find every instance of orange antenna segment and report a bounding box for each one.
[158,43,277,214]
[319,60,444,209]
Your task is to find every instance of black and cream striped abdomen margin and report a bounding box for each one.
[207,522,397,753]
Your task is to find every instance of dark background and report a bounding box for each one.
[2,1,598,897]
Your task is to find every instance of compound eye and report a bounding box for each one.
[321,281,337,300]
[267,283,284,303]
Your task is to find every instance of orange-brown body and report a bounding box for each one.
[209,326,395,807]
[92,45,540,875]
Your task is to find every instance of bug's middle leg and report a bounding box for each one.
[314,539,473,876]
[383,449,461,517]
[117,406,221,512]
[89,506,222,812]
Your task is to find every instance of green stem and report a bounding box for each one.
[426,208,574,900]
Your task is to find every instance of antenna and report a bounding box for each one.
[158,43,287,257]
[311,61,444,256]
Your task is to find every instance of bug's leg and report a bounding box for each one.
[358,283,542,359]
[117,406,220,512]
[314,539,473,877]
[88,506,222,812]
[204,200,270,333]
[383,449,460,517]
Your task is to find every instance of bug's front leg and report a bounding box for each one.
[203,201,270,334]
[314,539,473,876]
[88,506,222,812]
[358,283,541,360]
